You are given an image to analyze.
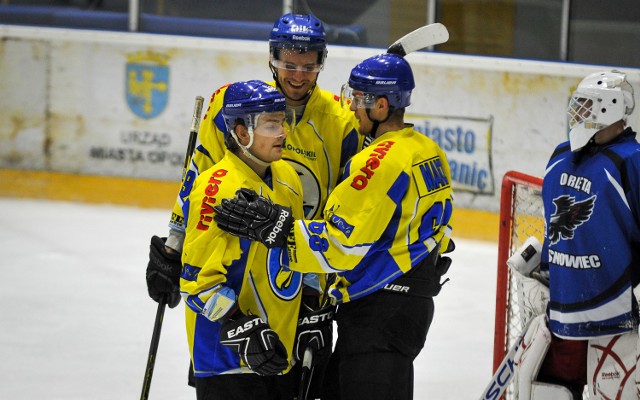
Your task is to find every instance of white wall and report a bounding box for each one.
[1,25,639,212]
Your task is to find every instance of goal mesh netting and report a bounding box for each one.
[493,171,544,400]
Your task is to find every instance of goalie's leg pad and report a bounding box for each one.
[587,331,639,400]
[530,382,574,400]
[514,314,552,400]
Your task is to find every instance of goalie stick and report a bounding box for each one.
[140,95,204,400]
[478,318,534,400]
[387,23,449,56]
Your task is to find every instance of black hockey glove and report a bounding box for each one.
[294,301,335,364]
[423,240,454,297]
[214,188,294,248]
[146,235,182,308]
[404,240,454,297]
[219,313,289,375]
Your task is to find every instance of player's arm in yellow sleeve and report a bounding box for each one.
[167,86,230,251]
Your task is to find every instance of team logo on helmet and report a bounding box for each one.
[125,50,169,119]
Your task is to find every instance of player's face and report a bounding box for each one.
[250,112,288,162]
[568,97,593,128]
[349,90,376,136]
[273,50,321,106]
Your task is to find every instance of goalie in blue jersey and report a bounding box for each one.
[529,71,639,400]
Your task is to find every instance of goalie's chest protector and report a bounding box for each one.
[542,136,640,339]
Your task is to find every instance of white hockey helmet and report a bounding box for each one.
[567,70,635,151]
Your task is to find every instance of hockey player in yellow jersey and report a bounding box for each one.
[180,80,305,399]
[215,53,455,400]
[164,13,360,253]
[145,13,362,397]
[147,13,360,304]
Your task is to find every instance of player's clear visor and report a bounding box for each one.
[567,97,594,129]
[340,84,377,109]
[252,109,295,138]
[270,57,323,73]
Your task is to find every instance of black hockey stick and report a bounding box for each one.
[140,95,204,400]
[297,273,336,399]
[298,346,316,400]
[181,96,205,183]
[140,296,167,400]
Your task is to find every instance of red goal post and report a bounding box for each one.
[493,171,544,377]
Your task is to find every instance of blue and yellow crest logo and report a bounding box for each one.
[126,50,169,119]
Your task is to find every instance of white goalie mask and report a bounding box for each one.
[567,70,635,151]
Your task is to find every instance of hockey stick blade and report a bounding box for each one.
[478,318,534,400]
[387,23,449,57]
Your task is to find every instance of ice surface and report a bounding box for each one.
[0,198,498,399]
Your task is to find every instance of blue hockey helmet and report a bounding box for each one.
[346,53,415,109]
[269,13,327,65]
[222,80,286,134]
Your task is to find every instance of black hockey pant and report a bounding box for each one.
[321,284,435,400]
[194,370,297,400]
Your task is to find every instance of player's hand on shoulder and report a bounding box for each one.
[214,188,294,248]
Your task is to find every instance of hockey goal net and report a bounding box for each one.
[493,170,544,399]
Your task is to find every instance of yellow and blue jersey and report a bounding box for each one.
[180,151,304,377]
[282,126,454,303]
[170,82,362,232]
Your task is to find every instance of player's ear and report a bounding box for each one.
[377,96,389,111]
[234,125,250,146]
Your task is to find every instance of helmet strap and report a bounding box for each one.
[231,126,270,168]
[369,120,380,138]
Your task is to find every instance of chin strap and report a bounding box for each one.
[231,127,270,168]
[365,106,394,138]
[369,121,380,138]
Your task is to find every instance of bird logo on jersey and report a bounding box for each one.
[548,195,596,244]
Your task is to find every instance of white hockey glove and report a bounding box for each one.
[507,236,542,277]
[508,237,549,320]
